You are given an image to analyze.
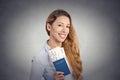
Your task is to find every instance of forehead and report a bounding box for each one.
[54,16,70,24]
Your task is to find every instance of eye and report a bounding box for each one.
[66,26,70,28]
[58,24,62,27]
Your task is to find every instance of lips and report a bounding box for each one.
[58,33,67,38]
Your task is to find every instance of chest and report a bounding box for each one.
[43,56,55,80]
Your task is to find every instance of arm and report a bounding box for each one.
[29,56,45,80]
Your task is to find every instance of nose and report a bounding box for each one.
[61,26,65,32]
[62,26,68,33]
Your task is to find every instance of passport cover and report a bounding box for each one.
[53,58,71,76]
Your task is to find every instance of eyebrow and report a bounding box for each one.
[58,22,70,25]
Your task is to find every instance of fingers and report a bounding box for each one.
[54,71,65,80]
[56,71,64,75]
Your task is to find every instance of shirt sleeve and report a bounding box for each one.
[29,56,45,80]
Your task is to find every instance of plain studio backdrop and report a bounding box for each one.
[0,0,120,80]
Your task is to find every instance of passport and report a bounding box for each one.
[49,47,71,76]
[53,58,70,75]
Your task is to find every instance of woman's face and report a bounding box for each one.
[48,16,70,43]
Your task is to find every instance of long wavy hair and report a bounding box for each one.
[45,9,82,80]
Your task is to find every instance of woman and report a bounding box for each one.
[30,9,82,80]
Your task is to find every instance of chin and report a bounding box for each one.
[59,39,65,43]
[57,37,66,43]
[56,39,64,43]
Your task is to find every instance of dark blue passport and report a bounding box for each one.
[53,58,71,76]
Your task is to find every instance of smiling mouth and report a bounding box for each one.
[58,33,67,38]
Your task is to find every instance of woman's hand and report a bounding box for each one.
[54,71,65,80]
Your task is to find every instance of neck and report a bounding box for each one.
[47,39,62,49]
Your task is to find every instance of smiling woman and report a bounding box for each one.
[47,16,70,47]
[29,9,82,80]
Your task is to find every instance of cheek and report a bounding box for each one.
[52,27,61,33]
[50,28,59,36]
[66,29,70,34]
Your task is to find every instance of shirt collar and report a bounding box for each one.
[44,40,51,52]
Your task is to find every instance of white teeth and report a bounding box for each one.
[60,35,65,37]
[59,34,66,38]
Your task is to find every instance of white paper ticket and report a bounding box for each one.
[49,47,66,62]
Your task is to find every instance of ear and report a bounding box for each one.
[46,23,51,31]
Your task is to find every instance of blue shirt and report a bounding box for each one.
[30,41,74,80]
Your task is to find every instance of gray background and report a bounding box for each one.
[0,0,120,80]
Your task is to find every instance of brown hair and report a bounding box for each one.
[46,9,82,80]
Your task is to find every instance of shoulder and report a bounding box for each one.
[32,46,49,65]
